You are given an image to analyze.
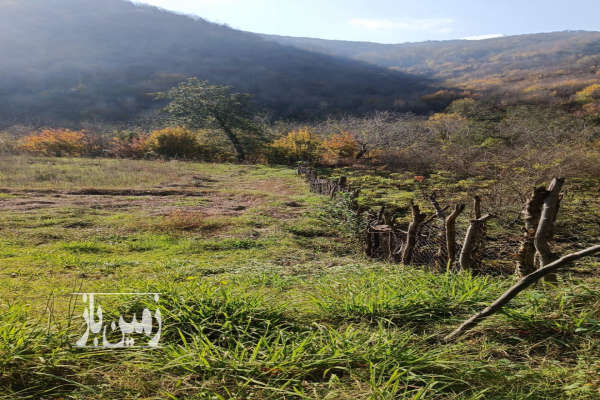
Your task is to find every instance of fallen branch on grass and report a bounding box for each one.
[444,245,600,342]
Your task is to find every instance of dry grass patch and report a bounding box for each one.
[158,211,231,233]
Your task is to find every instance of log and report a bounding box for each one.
[444,245,600,342]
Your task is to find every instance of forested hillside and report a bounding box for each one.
[0,0,432,126]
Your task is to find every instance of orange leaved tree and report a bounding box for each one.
[321,131,360,166]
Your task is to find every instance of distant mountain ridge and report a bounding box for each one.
[263,31,600,104]
[263,31,600,77]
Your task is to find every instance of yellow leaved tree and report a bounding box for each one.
[270,128,322,164]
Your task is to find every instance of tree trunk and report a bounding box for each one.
[473,195,481,219]
[459,213,494,271]
[401,201,427,265]
[534,178,564,282]
[444,245,600,342]
[516,186,548,276]
[443,204,465,269]
[355,143,368,160]
[217,119,246,162]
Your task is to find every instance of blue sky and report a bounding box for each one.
[134,0,600,44]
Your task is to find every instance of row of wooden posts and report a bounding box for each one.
[298,164,492,271]
[297,164,352,198]
[298,164,600,340]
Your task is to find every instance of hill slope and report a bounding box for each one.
[0,0,432,125]
[265,31,600,104]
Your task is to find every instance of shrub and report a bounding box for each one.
[145,126,201,159]
[109,133,152,159]
[426,112,469,142]
[576,84,600,103]
[0,132,19,154]
[269,128,322,164]
[19,129,86,156]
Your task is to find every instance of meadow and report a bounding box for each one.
[1,156,600,399]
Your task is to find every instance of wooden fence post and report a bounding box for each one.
[516,186,548,276]
[428,192,450,269]
[534,177,564,282]
[444,204,465,269]
[401,201,427,265]
[459,202,495,271]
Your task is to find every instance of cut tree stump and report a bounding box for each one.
[534,178,564,281]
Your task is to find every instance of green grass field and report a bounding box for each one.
[1,156,600,399]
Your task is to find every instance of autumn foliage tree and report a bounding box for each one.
[269,128,322,164]
[321,131,360,166]
[19,129,86,156]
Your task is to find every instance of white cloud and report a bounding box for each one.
[462,34,505,40]
[349,18,454,33]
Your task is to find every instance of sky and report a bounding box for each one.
[133,0,600,44]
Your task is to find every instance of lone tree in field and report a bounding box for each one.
[158,78,261,161]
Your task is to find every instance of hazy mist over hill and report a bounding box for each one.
[0,0,435,126]
[264,31,600,80]
[1,0,600,126]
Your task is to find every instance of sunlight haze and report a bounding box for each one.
[134,0,600,43]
